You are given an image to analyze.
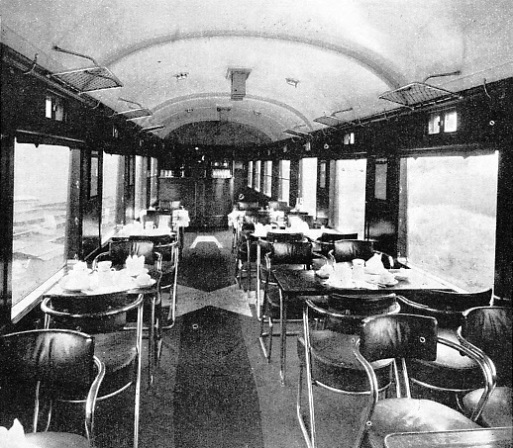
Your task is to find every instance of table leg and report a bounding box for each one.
[279,289,287,386]
[256,242,261,319]
[148,295,156,387]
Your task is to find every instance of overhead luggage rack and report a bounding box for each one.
[51,45,123,93]
[314,108,353,127]
[115,98,153,120]
[379,71,462,109]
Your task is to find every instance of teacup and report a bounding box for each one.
[379,271,395,285]
[135,272,152,286]
[73,261,88,272]
[97,260,113,271]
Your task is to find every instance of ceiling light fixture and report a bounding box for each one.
[174,72,189,80]
[286,78,300,88]
[227,68,251,101]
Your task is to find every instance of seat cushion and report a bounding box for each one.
[297,330,392,393]
[463,386,512,427]
[407,328,482,391]
[25,432,90,448]
[366,398,480,448]
[93,331,138,397]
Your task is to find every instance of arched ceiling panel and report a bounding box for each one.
[3,0,513,145]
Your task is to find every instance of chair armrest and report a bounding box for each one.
[85,356,106,444]
[438,335,496,421]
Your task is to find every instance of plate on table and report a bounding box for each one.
[133,278,156,288]
[60,275,89,292]
[377,279,399,287]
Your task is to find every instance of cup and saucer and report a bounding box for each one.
[378,271,399,287]
[134,272,156,288]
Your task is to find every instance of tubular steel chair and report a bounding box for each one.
[258,240,324,362]
[299,313,494,448]
[41,292,144,448]
[93,238,170,367]
[457,306,512,427]
[297,294,400,448]
[129,234,180,328]
[396,289,493,404]
[0,329,105,448]
[329,239,396,269]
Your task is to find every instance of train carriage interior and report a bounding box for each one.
[1,1,512,447]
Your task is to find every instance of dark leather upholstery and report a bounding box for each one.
[316,232,358,256]
[0,330,99,444]
[398,289,493,328]
[328,292,398,317]
[397,290,493,393]
[331,239,375,262]
[358,314,483,448]
[366,398,480,448]
[460,306,512,427]
[297,331,392,392]
[269,241,313,265]
[360,314,438,363]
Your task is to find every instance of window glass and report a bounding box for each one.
[278,160,290,204]
[298,158,317,215]
[12,141,70,307]
[331,159,367,236]
[255,161,261,191]
[247,161,253,187]
[101,152,123,243]
[405,153,498,291]
[263,160,272,196]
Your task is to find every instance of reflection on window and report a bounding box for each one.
[255,161,261,191]
[405,153,497,291]
[102,152,123,243]
[278,160,290,204]
[247,161,253,187]
[332,159,366,236]
[263,160,272,196]
[12,141,70,307]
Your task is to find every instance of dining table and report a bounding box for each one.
[42,263,162,387]
[383,426,513,448]
[272,266,455,385]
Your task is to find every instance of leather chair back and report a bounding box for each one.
[462,306,512,385]
[360,314,438,363]
[332,239,375,262]
[398,289,493,328]
[270,241,313,266]
[267,232,304,243]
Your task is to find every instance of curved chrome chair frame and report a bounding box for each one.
[41,294,144,448]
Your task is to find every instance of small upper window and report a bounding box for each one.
[343,132,355,145]
[45,94,66,122]
[428,109,458,134]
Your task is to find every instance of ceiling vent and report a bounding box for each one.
[227,68,251,101]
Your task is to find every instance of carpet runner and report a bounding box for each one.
[173,306,264,448]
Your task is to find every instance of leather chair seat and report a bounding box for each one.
[406,328,481,390]
[297,330,392,393]
[366,397,480,448]
[25,432,90,448]
[462,387,512,427]
[93,331,137,396]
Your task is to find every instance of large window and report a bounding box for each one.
[254,161,261,191]
[278,160,290,204]
[330,159,367,236]
[298,158,317,215]
[101,152,124,243]
[404,152,498,292]
[263,160,272,196]
[12,141,70,308]
[247,161,253,188]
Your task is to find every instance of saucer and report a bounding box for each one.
[125,267,148,277]
[378,279,399,287]
[134,278,156,288]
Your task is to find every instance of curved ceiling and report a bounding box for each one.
[3,0,513,145]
